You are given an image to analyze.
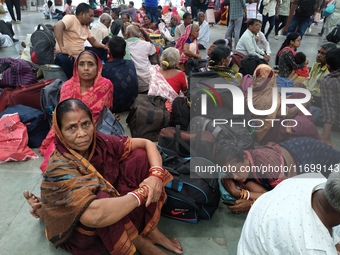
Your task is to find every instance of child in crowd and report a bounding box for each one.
[289,52,310,80]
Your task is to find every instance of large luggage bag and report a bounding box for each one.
[0,79,56,112]
[205,8,216,25]
[0,58,38,88]
[126,94,170,141]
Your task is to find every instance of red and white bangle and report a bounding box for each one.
[127,185,149,207]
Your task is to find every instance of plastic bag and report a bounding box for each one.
[0,113,38,163]
[0,33,14,48]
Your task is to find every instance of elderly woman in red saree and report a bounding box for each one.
[251,64,320,144]
[23,98,183,255]
[175,23,201,71]
[39,50,113,172]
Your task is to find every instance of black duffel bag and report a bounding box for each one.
[161,156,220,223]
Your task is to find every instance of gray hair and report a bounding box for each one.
[160,47,180,70]
[192,24,199,31]
[324,170,340,212]
[320,42,337,52]
[100,13,112,23]
[126,25,140,38]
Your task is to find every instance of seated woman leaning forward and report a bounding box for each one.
[175,23,201,71]
[23,98,183,255]
[216,137,340,214]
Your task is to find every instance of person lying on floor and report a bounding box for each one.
[216,137,340,213]
[24,98,183,255]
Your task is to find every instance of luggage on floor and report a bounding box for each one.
[205,8,215,25]
[96,106,125,136]
[0,58,38,88]
[239,54,267,76]
[190,115,254,150]
[0,79,56,112]
[0,105,49,148]
[158,125,216,161]
[40,78,64,127]
[326,24,340,44]
[161,156,220,223]
[184,58,208,76]
[171,97,190,131]
[126,94,170,141]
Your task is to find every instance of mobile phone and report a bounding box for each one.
[223,200,235,206]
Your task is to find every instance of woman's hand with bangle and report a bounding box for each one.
[227,199,252,213]
[139,176,163,207]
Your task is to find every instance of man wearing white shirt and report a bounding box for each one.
[235,19,270,62]
[261,0,281,40]
[256,31,271,55]
[197,12,210,49]
[238,172,340,255]
[91,13,111,43]
[43,0,59,19]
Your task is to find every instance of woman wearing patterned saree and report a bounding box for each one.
[175,23,201,71]
[148,47,187,112]
[24,98,183,255]
[39,50,113,172]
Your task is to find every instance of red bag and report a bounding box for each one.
[0,79,56,112]
[0,113,38,163]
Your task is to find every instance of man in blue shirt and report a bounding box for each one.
[102,36,138,113]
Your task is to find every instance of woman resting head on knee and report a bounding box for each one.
[25,98,183,255]
[216,136,340,213]
[175,23,201,71]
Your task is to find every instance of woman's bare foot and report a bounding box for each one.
[23,190,42,218]
[133,235,169,255]
[146,227,183,254]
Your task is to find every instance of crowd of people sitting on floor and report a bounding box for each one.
[0,0,338,254]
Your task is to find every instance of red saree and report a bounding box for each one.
[39,51,113,172]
